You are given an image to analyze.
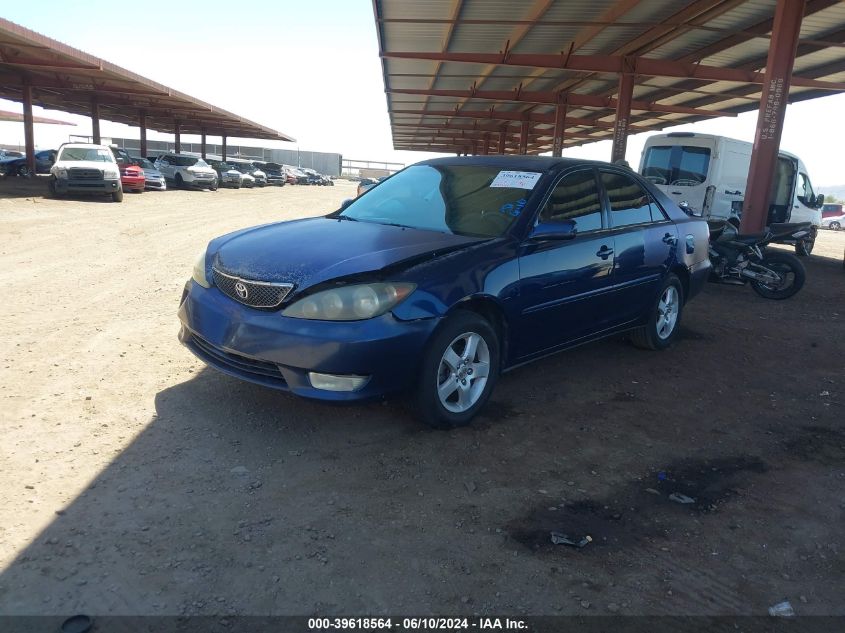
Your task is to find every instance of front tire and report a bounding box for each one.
[631,274,684,350]
[829,221,841,231]
[17,164,31,178]
[112,188,124,202]
[175,173,184,189]
[414,310,500,429]
[750,251,805,299]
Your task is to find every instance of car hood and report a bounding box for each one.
[54,160,115,171]
[211,216,483,292]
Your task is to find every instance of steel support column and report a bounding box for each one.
[611,72,634,163]
[221,135,227,161]
[174,120,181,154]
[741,0,806,233]
[552,102,568,157]
[201,129,207,160]
[22,81,35,176]
[91,98,101,145]
[519,119,529,155]
[482,134,490,155]
[139,110,147,158]
[498,128,507,154]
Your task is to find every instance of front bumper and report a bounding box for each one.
[121,176,145,190]
[145,177,166,190]
[177,280,439,401]
[54,177,121,194]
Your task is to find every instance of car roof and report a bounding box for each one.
[416,155,609,174]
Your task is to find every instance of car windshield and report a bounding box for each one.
[339,164,542,238]
[641,145,711,186]
[58,147,113,162]
[168,156,207,167]
[136,158,154,169]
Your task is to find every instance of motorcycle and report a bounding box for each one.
[707,220,809,299]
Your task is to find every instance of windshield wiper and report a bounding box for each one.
[337,215,358,221]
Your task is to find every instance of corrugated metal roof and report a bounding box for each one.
[0,18,295,141]
[374,0,845,154]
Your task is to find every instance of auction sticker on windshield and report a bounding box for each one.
[489,171,542,190]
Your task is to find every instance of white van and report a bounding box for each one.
[639,133,823,255]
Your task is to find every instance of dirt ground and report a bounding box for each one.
[0,177,843,617]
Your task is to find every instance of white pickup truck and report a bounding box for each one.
[639,133,824,255]
[49,142,123,202]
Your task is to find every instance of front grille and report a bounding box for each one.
[69,167,102,180]
[188,332,286,386]
[212,268,293,309]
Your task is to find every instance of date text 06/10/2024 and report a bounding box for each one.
[307,617,529,630]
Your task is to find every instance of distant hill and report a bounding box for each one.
[818,184,845,202]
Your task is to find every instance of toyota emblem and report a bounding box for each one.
[234,281,249,300]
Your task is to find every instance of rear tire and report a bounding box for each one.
[17,164,31,178]
[829,221,841,231]
[112,189,124,202]
[631,274,684,351]
[414,310,500,429]
[750,251,805,299]
[795,231,815,256]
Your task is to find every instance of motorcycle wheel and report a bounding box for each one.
[750,251,805,300]
[795,233,815,256]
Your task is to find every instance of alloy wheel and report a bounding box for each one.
[656,286,679,340]
[436,332,491,413]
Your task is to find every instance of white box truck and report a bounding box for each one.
[639,132,824,255]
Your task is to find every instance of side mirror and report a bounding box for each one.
[529,219,577,241]
[815,193,825,209]
[340,198,354,210]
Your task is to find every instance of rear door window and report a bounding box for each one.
[642,145,711,186]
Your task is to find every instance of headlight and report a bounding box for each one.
[54,167,68,179]
[192,250,211,288]
[104,168,119,179]
[282,283,415,321]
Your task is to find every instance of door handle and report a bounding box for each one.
[662,233,678,245]
[596,246,614,259]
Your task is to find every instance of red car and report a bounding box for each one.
[111,147,145,193]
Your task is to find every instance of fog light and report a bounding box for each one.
[308,372,369,392]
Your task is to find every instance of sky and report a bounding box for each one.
[2,0,845,186]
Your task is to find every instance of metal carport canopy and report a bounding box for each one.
[372,0,845,156]
[0,17,295,142]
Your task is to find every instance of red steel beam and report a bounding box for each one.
[382,51,845,91]
[390,108,653,132]
[392,122,604,140]
[389,87,736,117]
[139,110,147,157]
[90,97,100,144]
[22,80,35,176]
[611,73,634,163]
[741,0,806,233]
[552,102,567,157]
[519,120,529,154]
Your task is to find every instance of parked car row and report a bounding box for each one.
[1,143,336,195]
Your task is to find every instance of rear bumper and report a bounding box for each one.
[687,258,711,301]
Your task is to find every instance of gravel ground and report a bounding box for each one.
[0,177,843,617]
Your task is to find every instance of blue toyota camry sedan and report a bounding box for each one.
[179,156,711,427]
